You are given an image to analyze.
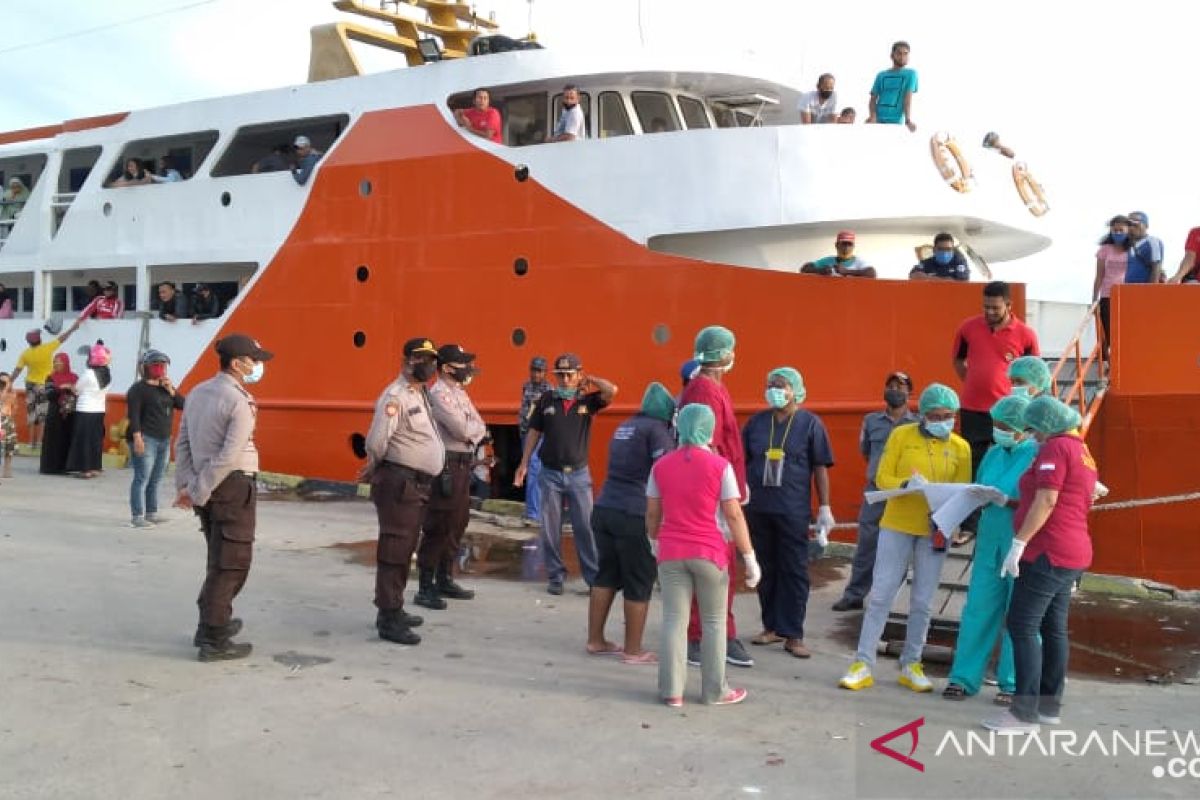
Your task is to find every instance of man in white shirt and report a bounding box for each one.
[551,85,587,141]
[799,74,838,124]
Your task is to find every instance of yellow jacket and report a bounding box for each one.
[875,422,972,536]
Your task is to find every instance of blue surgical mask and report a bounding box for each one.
[934,250,954,266]
[993,427,1018,448]
[554,386,577,400]
[765,387,790,409]
[1110,232,1128,244]
[924,419,954,439]
[1010,385,1031,398]
[244,361,264,384]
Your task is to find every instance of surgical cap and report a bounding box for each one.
[676,403,715,446]
[990,395,1030,430]
[918,383,960,414]
[768,367,806,403]
[1023,396,1081,436]
[693,325,735,364]
[640,381,676,423]
[1008,356,1052,394]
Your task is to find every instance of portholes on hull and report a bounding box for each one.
[511,328,527,346]
[514,165,530,182]
[359,180,372,197]
[652,324,671,346]
[513,258,529,276]
[353,331,367,348]
[356,265,370,282]
[102,202,112,217]
[220,191,231,207]
[349,433,367,459]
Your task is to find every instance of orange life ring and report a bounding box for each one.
[929,132,972,193]
[1012,162,1049,217]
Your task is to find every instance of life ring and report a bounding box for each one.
[929,132,972,193]
[1012,162,1049,217]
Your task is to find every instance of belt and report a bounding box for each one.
[237,470,258,479]
[444,451,473,465]
[548,464,588,474]
[382,461,435,484]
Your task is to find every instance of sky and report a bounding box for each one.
[3,0,1196,302]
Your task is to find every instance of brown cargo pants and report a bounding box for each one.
[196,472,257,627]
[417,454,473,571]
[372,462,433,610]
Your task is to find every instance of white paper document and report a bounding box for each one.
[864,482,1006,533]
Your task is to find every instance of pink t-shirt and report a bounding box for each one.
[648,446,739,568]
[1095,243,1128,299]
[1014,434,1097,570]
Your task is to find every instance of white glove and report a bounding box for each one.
[648,537,658,558]
[906,472,929,489]
[1000,539,1027,579]
[1092,481,1110,502]
[815,505,835,547]
[742,552,762,588]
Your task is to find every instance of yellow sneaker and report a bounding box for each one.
[899,662,933,693]
[839,660,874,690]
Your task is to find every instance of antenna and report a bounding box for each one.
[527,0,536,40]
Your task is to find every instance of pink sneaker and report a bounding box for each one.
[712,687,748,705]
[663,696,683,708]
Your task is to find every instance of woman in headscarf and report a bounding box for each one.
[40,352,79,475]
[984,397,1097,734]
[647,403,760,707]
[943,394,1038,705]
[840,383,972,694]
[65,342,111,479]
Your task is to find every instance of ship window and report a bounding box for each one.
[55,269,137,312]
[711,104,758,129]
[678,96,710,130]
[107,130,219,184]
[631,92,680,134]
[551,91,592,138]
[0,153,48,196]
[0,272,34,316]
[211,114,349,177]
[149,262,257,319]
[597,92,633,139]
[59,147,101,193]
[504,93,549,146]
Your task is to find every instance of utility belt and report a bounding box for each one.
[381,461,435,486]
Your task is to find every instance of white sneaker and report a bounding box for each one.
[898,663,933,693]
[982,710,1041,734]
[839,660,874,690]
[1038,712,1062,725]
[129,517,154,529]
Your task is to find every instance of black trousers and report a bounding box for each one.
[371,462,432,610]
[196,472,257,627]
[959,409,993,478]
[418,456,473,571]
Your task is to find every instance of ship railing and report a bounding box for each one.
[50,192,78,237]
[1048,300,1107,436]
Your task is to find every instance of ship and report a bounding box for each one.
[1,1,1195,588]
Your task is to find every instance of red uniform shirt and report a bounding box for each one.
[1014,434,1097,570]
[463,107,502,144]
[953,315,1039,412]
[679,374,747,501]
[1183,227,1200,282]
[80,294,125,320]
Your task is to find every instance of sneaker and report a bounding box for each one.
[982,710,1040,734]
[145,513,166,525]
[726,638,754,668]
[832,597,864,612]
[686,640,701,667]
[1038,712,1062,725]
[712,687,748,706]
[839,660,874,690]
[546,581,563,596]
[899,663,933,693]
[129,517,154,529]
[663,696,683,708]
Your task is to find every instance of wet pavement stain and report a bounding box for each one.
[272,651,335,669]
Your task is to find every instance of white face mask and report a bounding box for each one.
[243,360,265,384]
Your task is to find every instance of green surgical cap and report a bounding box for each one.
[677,403,716,446]
[1023,395,1081,435]
[990,395,1030,430]
[1008,356,1051,394]
[768,367,806,403]
[694,325,736,364]
[640,381,676,422]
[918,382,960,414]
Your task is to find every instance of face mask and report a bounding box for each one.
[411,361,436,382]
[554,386,577,400]
[1010,385,1031,398]
[765,387,790,409]
[146,363,167,380]
[450,366,473,384]
[883,388,908,408]
[818,89,833,101]
[924,419,954,439]
[1110,232,1128,244]
[934,250,954,266]
[243,361,264,384]
[993,428,1018,449]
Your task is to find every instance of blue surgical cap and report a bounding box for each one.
[1023,396,1081,436]
[918,383,960,414]
[677,403,716,446]
[1008,356,1052,395]
[990,395,1030,430]
[768,367,806,403]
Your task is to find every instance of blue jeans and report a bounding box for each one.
[524,443,543,520]
[129,435,171,518]
[538,466,598,586]
[1007,553,1082,722]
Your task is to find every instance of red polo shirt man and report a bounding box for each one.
[952,281,1039,475]
[455,88,503,144]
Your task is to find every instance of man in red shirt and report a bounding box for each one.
[678,325,754,668]
[454,88,503,144]
[952,281,1039,475]
[79,280,125,320]
[1167,226,1200,284]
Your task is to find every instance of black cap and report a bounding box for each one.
[102,280,118,291]
[530,356,547,370]
[553,353,582,372]
[403,337,438,357]
[436,343,475,365]
[195,282,210,292]
[215,334,273,361]
[886,370,913,390]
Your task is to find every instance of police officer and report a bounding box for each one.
[174,334,272,662]
[415,343,487,610]
[363,337,445,645]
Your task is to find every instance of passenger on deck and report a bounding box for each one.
[648,117,669,133]
[151,156,183,183]
[799,74,838,124]
[108,158,152,187]
[0,282,13,318]
[909,232,969,281]
[1124,211,1164,284]
[1093,215,1131,352]
[836,107,856,124]
[868,41,918,131]
[1168,223,1200,284]
[291,136,323,186]
[454,87,503,144]
[550,85,586,142]
[252,144,294,174]
[1,177,30,226]
[190,283,223,323]
[801,231,877,278]
[79,280,124,320]
[156,282,189,322]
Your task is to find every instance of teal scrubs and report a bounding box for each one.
[947,438,1038,694]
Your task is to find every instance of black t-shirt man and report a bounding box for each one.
[529,390,610,470]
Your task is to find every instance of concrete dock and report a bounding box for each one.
[1,455,1197,800]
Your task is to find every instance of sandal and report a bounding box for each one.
[621,650,658,665]
[993,692,1013,706]
[751,630,783,646]
[585,642,624,657]
[942,683,968,701]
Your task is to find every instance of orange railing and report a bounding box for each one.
[1048,300,1107,436]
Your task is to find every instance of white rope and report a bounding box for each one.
[1092,491,1200,512]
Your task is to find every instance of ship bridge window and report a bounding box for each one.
[504,92,549,146]
[107,130,219,185]
[552,91,592,139]
[678,96,711,129]
[631,92,680,134]
[211,114,349,177]
[597,92,633,139]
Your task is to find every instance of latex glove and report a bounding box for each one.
[906,472,929,489]
[742,552,762,589]
[648,537,659,558]
[815,505,835,547]
[1092,481,1110,502]
[1000,539,1027,579]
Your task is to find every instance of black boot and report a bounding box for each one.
[193,617,243,647]
[437,565,475,600]
[197,624,252,662]
[375,608,423,629]
[413,568,447,610]
[377,609,421,646]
